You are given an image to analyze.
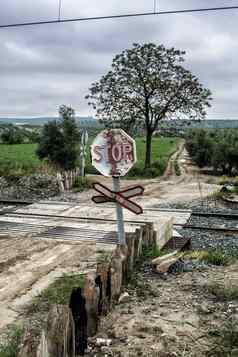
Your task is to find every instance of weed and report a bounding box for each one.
[218,175,232,186]
[207,313,238,356]
[186,249,231,266]
[201,250,230,266]
[142,246,163,259]
[72,177,91,192]
[27,273,85,314]
[0,324,24,357]
[207,282,238,302]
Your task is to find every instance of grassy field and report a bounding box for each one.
[134,136,180,172]
[0,137,181,177]
[0,143,40,176]
[85,136,181,177]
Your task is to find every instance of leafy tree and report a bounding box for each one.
[185,128,238,175]
[86,43,212,168]
[186,129,213,167]
[26,129,41,143]
[36,105,80,170]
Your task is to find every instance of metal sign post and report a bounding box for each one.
[91,128,143,246]
[80,129,88,177]
[113,176,126,245]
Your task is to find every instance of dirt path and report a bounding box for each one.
[77,142,219,206]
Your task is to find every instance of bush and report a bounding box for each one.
[0,324,24,357]
[185,128,238,175]
[207,314,238,357]
[36,105,80,170]
[201,249,230,266]
[73,177,91,192]
[128,159,167,178]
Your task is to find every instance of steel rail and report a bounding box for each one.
[182,225,238,233]
[0,199,33,205]
[6,211,148,225]
[192,211,238,219]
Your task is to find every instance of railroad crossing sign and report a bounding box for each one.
[91,128,142,245]
[80,129,88,177]
[92,182,144,215]
[91,128,137,177]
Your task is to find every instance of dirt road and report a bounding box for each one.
[73,144,219,207]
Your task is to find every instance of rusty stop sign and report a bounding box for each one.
[91,129,141,246]
[91,129,137,177]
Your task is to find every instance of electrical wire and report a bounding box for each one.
[0,5,237,29]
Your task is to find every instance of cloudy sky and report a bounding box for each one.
[0,0,237,118]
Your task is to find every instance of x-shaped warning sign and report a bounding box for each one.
[92,182,144,215]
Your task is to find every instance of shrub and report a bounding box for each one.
[185,128,238,175]
[36,105,80,170]
[201,249,230,266]
[73,177,91,192]
[208,283,238,301]
[207,314,238,356]
[0,324,24,357]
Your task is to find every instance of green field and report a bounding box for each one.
[0,143,40,176]
[85,136,180,177]
[0,137,180,177]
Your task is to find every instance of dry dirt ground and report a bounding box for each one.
[83,148,236,357]
[87,262,238,357]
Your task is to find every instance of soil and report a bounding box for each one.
[83,147,237,357]
[87,262,238,357]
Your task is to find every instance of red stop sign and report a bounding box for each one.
[91,129,137,177]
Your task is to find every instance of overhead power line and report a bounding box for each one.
[0,5,237,29]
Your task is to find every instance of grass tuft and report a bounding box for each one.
[72,177,91,192]
[0,324,24,357]
[142,246,163,259]
[27,273,85,314]
[185,249,231,266]
[207,282,238,302]
[207,313,238,356]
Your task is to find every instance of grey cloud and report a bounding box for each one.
[0,0,237,117]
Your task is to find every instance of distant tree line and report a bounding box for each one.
[0,124,40,144]
[185,129,238,175]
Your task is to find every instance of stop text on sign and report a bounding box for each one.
[93,142,134,163]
